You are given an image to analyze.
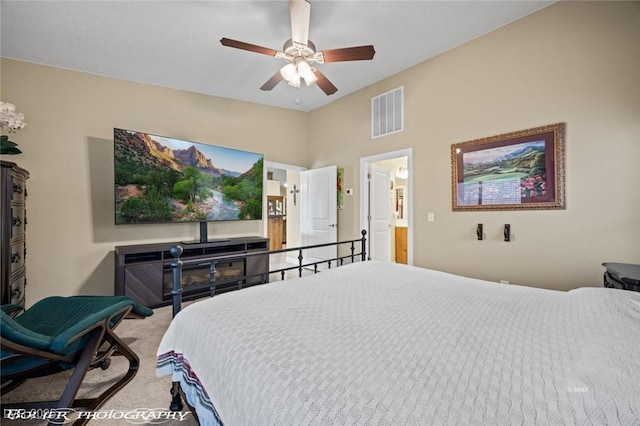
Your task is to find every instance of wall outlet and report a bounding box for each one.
[427,212,435,222]
[500,280,510,284]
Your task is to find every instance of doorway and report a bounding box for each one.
[264,161,306,271]
[360,149,413,265]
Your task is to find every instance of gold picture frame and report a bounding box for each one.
[451,123,566,211]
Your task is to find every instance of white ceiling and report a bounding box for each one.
[0,1,552,112]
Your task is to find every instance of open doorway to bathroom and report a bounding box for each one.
[360,149,413,265]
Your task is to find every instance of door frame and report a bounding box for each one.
[263,161,307,239]
[359,148,413,265]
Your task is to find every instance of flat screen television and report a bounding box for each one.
[114,128,263,226]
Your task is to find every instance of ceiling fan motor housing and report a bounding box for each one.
[282,39,318,65]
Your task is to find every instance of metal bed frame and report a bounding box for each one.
[168,229,367,317]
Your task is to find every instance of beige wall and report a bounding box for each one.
[1,1,638,303]
[0,60,309,304]
[308,1,640,290]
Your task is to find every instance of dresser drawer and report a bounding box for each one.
[10,206,26,239]
[9,272,25,306]
[10,173,27,203]
[9,240,26,275]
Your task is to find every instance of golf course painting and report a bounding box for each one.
[451,123,566,211]
[461,140,546,204]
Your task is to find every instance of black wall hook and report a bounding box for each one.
[477,224,483,240]
[504,224,511,242]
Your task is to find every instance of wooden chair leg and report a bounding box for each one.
[78,326,141,413]
[56,328,105,410]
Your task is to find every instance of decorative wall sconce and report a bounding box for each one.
[290,184,300,206]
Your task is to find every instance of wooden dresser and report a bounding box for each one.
[268,216,283,250]
[267,195,285,251]
[395,226,408,264]
[1,160,29,306]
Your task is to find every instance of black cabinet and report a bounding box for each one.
[115,236,269,307]
[1,161,29,307]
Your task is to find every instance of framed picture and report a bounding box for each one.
[451,123,565,211]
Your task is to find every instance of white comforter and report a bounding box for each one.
[157,261,640,425]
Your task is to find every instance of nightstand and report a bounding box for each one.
[602,262,640,292]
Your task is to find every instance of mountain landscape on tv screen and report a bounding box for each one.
[114,129,263,223]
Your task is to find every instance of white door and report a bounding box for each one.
[369,164,392,261]
[300,165,337,267]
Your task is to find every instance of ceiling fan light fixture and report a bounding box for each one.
[287,73,301,88]
[297,61,317,86]
[280,63,298,82]
[303,72,318,87]
[280,59,314,89]
[288,79,301,88]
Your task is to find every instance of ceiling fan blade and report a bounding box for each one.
[313,69,337,96]
[290,0,311,46]
[260,71,284,91]
[220,38,279,57]
[320,45,376,63]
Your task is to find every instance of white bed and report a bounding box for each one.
[157,261,640,425]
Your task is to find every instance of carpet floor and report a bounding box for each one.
[1,303,199,426]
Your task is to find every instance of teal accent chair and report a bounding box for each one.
[1,295,153,425]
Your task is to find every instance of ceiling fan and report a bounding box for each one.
[220,0,375,96]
